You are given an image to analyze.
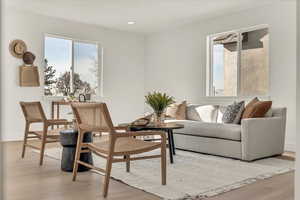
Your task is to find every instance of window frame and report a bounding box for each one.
[43,33,104,98]
[206,24,269,98]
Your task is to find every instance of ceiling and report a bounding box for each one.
[5,0,276,34]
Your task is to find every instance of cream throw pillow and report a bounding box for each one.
[165,101,187,120]
[187,105,219,122]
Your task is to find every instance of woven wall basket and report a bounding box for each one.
[19,65,40,87]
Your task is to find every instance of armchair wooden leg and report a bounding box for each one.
[72,160,79,182]
[103,155,113,198]
[39,125,48,166]
[161,139,167,185]
[21,122,30,158]
[72,129,84,181]
[39,139,46,166]
[125,155,130,172]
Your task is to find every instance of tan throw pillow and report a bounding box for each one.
[242,99,272,119]
[242,97,259,119]
[165,101,187,120]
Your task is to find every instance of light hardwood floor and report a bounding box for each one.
[2,141,295,200]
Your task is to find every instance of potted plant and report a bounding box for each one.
[145,92,175,125]
[83,85,93,101]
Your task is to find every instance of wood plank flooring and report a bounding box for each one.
[2,141,294,200]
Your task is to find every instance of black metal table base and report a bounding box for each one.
[167,129,176,163]
[129,125,181,164]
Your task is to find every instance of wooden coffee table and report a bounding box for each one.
[128,123,184,164]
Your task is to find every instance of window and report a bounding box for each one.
[207,25,269,97]
[44,35,102,97]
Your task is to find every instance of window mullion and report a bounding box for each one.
[209,37,214,96]
[237,32,242,97]
[99,46,104,97]
[71,40,75,95]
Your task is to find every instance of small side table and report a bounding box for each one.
[60,129,93,172]
[129,123,184,164]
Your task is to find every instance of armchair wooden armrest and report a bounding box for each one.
[27,118,43,123]
[46,119,72,126]
[79,124,109,133]
[79,124,130,132]
[114,126,129,131]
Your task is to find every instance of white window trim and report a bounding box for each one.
[206,24,269,98]
[42,33,104,98]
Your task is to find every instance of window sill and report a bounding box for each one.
[42,96,65,101]
[203,95,271,100]
[42,95,105,102]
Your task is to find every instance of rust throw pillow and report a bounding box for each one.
[165,101,187,120]
[242,97,259,119]
[242,99,272,119]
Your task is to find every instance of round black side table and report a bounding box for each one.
[60,129,93,172]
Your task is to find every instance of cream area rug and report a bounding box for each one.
[39,148,294,200]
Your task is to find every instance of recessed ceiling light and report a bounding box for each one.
[127,21,136,25]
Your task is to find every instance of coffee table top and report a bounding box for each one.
[120,122,184,130]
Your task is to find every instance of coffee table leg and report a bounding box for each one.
[51,102,54,130]
[167,130,174,164]
[170,130,176,155]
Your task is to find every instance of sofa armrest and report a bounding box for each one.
[241,117,286,161]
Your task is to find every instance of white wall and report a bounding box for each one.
[295,0,300,199]
[0,0,4,198]
[1,2,297,152]
[145,2,297,151]
[1,7,146,141]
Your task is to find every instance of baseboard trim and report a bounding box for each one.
[1,139,23,143]
[285,143,296,152]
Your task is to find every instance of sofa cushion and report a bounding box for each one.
[216,105,272,123]
[165,119,241,141]
[242,97,259,119]
[222,101,245,124]
[243,100,272,119]
[217,105,227,123]
[264,108,273,117]
[166,101,187,120]
[186,105,219,123]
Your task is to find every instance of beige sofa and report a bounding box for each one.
[166,104,287,161]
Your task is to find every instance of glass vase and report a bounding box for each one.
[154,112,164,126]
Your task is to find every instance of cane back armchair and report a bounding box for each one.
[20,101,71,165]
[71,102,167,197]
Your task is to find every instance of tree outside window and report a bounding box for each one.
[44,35,101,97]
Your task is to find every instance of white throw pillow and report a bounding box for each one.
[264,108,273,117]
[217,106,227,123]
[187,105,219,123]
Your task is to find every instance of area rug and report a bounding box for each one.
[38,148,294,200]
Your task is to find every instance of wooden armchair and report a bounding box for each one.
[71,103,167,197]
[20,101,72,165]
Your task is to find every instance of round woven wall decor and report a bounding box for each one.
[23,51,36,65]
[9,39,27,58]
